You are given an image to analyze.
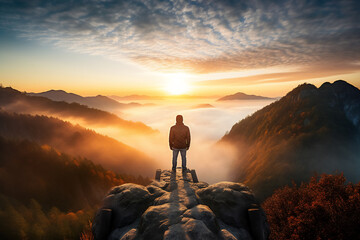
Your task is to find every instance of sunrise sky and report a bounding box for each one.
[0,0,359,97]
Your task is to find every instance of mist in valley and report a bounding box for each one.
[91,98,276,183]
[0,86,277,182]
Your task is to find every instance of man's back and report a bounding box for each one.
[169,123,190,149]
[169,115,190,171]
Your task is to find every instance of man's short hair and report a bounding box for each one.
[176,115,183,123]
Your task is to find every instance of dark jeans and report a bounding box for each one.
[172,148,187,169]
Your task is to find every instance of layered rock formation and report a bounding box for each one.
[92,169,269,240]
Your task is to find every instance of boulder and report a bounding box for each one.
[183,205,219,233]
[120,229,137,240]
[108,220,139,240]
[196,182,256,230]
[138,203,187,240]
[220,229,237,240]
[218,219,252,240]
[147,184,167,198]
[183,218,218,240]
[164,223,190,240]
[100,184,151,229]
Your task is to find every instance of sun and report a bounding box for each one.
[164,73,191,95]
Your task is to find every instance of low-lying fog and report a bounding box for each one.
[93,98,275,183]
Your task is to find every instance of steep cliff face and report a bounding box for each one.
[92,169,269,240]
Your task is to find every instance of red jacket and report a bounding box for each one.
[169,123,191,149]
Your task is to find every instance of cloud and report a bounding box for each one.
[0,0,359,73]
[196,62,360,86]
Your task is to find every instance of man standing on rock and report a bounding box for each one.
[169,115,191,172]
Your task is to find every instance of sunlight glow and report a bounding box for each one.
[164,73,191,95]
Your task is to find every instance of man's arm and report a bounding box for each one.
[169,127,174,149]
[186,126,191,149]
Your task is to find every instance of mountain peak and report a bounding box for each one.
[217,92,274,101]
[285,83,317,100]
[319,82,332,89]
[319,79,356,90]
[38,89,82,99]
[28,89,130,111]
[46,89,67,93]
[332,79,360,94]
[333,79,351,85]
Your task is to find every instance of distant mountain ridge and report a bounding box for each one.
[217,92,274,101]
[29,89,141,110]
[0,86,156,134]
[221,80,360,200]
[192,103,215,109]
[111,94,163,101]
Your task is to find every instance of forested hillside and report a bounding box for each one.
[222,80,360,200]
[0,137,149,239]
[0,110,155,176]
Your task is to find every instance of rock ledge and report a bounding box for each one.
[92,168,269,240]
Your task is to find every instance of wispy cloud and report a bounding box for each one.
[0,0,359,73]
[196,62,360,86]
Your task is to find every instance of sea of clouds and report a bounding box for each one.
[94,98,275,183]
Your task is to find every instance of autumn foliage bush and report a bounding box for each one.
[262,174,360,240]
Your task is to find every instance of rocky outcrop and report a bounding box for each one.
[92,169,269,240]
